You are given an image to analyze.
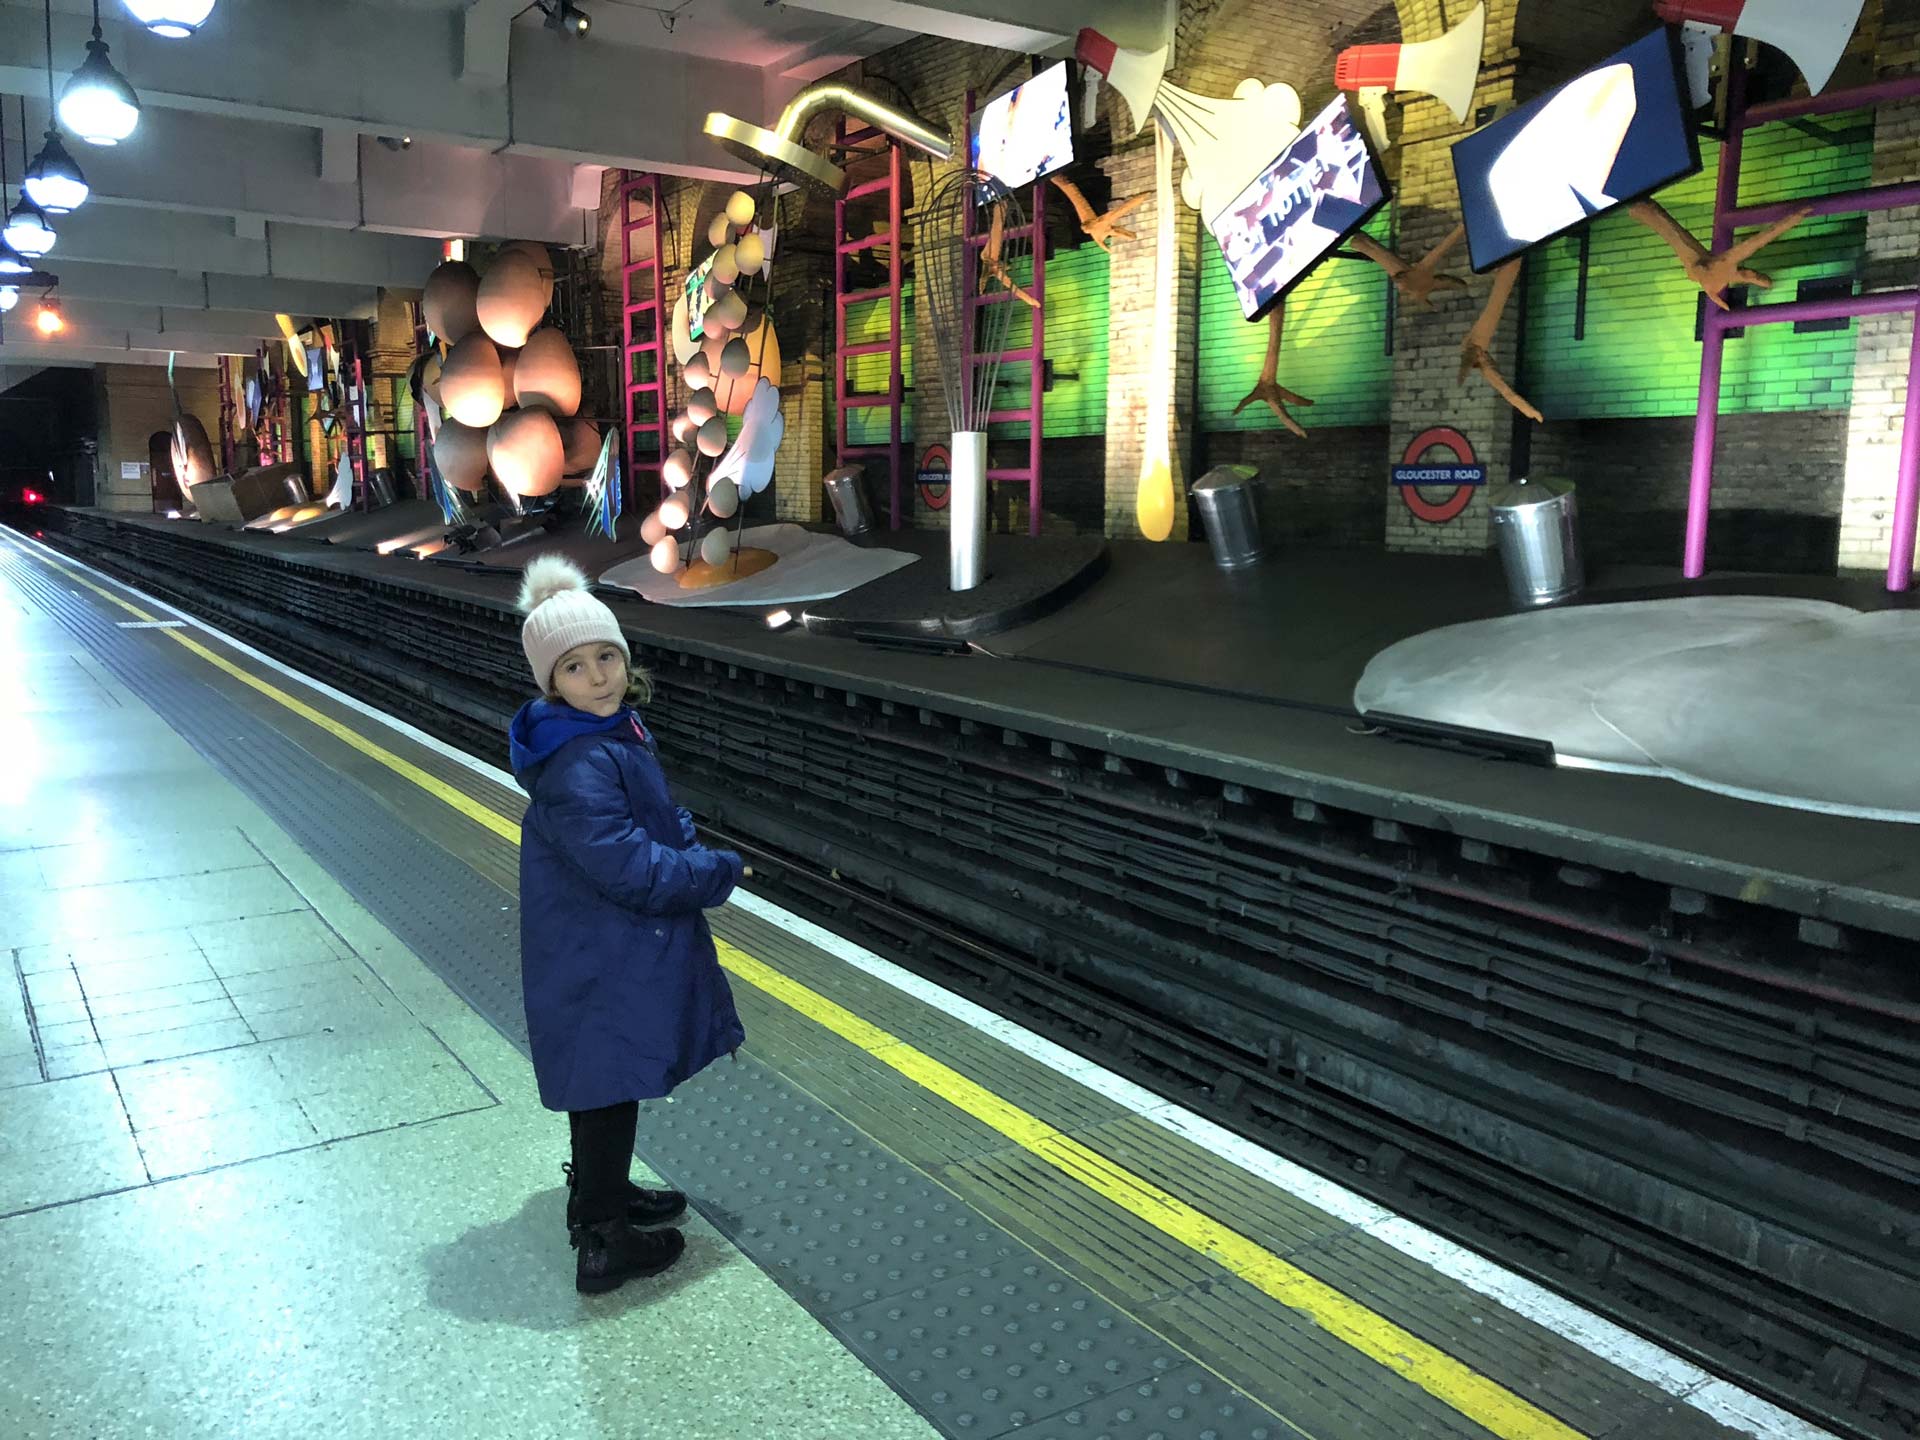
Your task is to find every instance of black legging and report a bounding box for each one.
[569,1101,638,1227]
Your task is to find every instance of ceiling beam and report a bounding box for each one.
[48,261,379,322]
[775,0,1171,52]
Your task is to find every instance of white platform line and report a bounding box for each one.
[15,529,1837,1440]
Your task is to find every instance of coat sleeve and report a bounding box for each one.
[537,746,741,914]
[675,806,700,847]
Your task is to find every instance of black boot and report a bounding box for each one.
[571,1217,685,1294]
[563,1162,689,1231]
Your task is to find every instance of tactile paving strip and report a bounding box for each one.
[10,549,1226,1440]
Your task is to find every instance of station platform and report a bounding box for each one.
[0,526,1835,1440]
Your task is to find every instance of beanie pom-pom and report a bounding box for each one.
[519,555,591,615]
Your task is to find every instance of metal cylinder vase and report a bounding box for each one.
[950,430,988,591]
[1489,476,1585,608]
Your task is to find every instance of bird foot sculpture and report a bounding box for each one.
[983,202,1042,309]
[1458,258,1543,423]
[1234,303,1314,439]
[1630,199,1814,310]
[1050,177,1147,253]
[1348,224,1469,311]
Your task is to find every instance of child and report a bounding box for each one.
[510,555,748,1294]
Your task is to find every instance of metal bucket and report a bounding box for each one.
[1489,476,1584,608]
[823,465,874,537]
[1190,465,1267,570]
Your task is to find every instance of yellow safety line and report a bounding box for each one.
[21,537,1584,1440]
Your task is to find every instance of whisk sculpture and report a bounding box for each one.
[916,167,1035,589]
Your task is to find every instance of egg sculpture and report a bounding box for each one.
[699,526,732,567]
[291,503,329,523]
[707,288,747,335]
[651,536,683,575]
[500,240,556,307]
[486,408,565,497]
[476,249,548,349]
[697,414,730,458]
[712,244,739,287]
[735,230,766,275]
[559,417,602,474]
[423,260,482,343]
[662,447,693,488]
[421,350,446,404]
[684,350,713,389]
[686,386,717,426]
[659,494,690,529]
[439,333,507,427]
[720,336,751,378]
[670,412,698,445]
[433,417,491,493]
[725,190,757,228]
[703,315,782,415]
[706,474,739,518]
[496,345,519,400]
[707,213,732,249]
[513,328,582,417]
[640,510,668,546]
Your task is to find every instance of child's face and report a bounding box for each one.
[550,642,627,717]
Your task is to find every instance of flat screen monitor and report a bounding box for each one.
[972,60,1074,192]
[1206,93,1388,322]
[1452,26,1700,273]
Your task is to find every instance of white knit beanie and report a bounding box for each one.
[517,555,630,692]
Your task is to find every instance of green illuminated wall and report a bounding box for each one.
[1520,113,1871,419]
[1195,210,1395,432]
[843,240,1112,448]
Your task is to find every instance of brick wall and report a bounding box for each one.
[1841,0,1920,573]
[91,364,220,513]
[1531,412,1847,572]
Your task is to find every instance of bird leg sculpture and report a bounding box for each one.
[1234,303,1314,439]
[1347,223,1469,311]
[1458,258,1543,423]
[1629,199,1814,310]
[982,202,1042,309]
[1050,176,1147,253]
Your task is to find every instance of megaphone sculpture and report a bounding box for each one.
[1653,0,1865,96]
[1334,1,1488,149]
[1077,27,1304,219]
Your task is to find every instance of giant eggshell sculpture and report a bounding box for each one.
[651,536,683,575]
[725,190,757,228]
[708,288,747,334]
[662,447,693,488]
[487,408,565,497]
[501,240,556,307]
[477,250,548,349]
[172,414,217,490]
[699,526,733,567]
[440,333,507,427]
[684,350,713,389]
[707,214,732,249]
[641,510,668,546]
[707,474,739,518]
[514,328,582,416]
[735,230,766,274]
[697,414,730,458]
[421,350,446,404]
[433,418,491,493]
[559,417,602,473]
[659,494,690,529]
[705,315,782,415]
[424,260,481,344]
[686,386,717,425]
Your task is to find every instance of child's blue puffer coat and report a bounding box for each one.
[510,698,744,1111]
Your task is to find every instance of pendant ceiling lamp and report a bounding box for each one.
[0,100,41,276]
[60,0,141,147]
[4,102,55,257]
[121,0,216,39]
[26,1,87,213]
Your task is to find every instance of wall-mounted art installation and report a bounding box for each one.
[433,417,491,493]
[477,247,549,348]
[487,407,565,497]
[514,327,582,416]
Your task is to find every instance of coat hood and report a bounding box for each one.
[509,698,632,784]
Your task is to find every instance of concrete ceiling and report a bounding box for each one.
[0,0,1162,375]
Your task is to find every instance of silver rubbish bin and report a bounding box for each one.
[1190,465,1267,570]
[1489,476,1584,608]
[823,465,874,536]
